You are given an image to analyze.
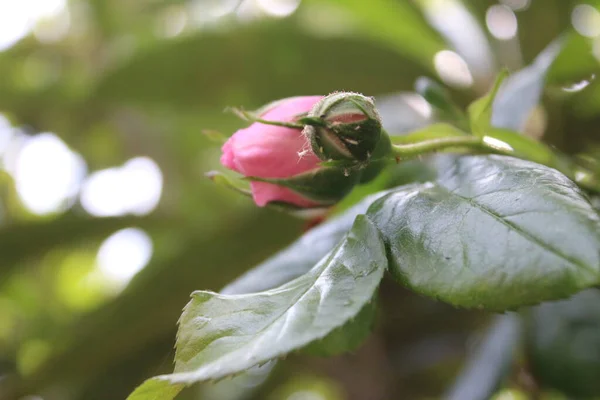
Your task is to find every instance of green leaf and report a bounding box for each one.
[526,288,600,398]
[468,70,509,136]
[133,215,386,398]
[23,211,303,398]
[93,24,428,110]
[444,314,521,400]
[0,213,155,280]
[304,0,445,69]
[127,378,184,400]
[367,155,600,310]
[547,32,599,86]
[221,186,424,295]
[414,77,467,126]
[491,40,562,132]
[302,298,378,357]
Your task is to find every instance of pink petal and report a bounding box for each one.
[220,138,238,172]
[222,96,323,179]
[220,96,325,208]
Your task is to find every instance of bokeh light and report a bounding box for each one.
[571,4,600,38]
[156,6,188,38]
[14,133,86,215]
[0,114,14,157]
[562,74,596,92]
[97,228,153,286]
[486,5,518,40]
[593,38,600,61]
[434,50,474,88]
[256,0,301,17]
[80,157,163,217]
[423,0,494,83]
[286,391,327,400]
[189,0,239,24]
[0,0,67,51]
[17,339,51,376]
[33,6,71,43]
[500,0,531,12]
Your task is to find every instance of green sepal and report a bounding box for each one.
[227,107,304,129]
[227,97,314,128]
[201,129,228,144]
[309,118,382,162]
[247,167,361,205]
[358,130,393,184]
[205,170,253,198]
[207,171,329,218]
[303,92,383,163]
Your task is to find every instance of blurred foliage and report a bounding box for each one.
[0,0,599,399]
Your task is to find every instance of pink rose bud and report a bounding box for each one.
[220,96,327,208]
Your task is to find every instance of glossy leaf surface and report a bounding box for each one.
[368,155,600,310]
[128,216,387,398]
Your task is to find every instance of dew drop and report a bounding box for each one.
[562,74,596,93]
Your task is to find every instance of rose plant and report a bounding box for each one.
[127,46,600,400]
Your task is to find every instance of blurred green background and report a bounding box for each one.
[0,0,599,399]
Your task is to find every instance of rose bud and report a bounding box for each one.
[220,96,360,209]
[302,92,383,163]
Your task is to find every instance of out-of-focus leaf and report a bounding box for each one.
[592,195,600,211]
[19,211,302,399]
[414,77,468,126]
[129,215,387,399]
[492,40,562,132]
[570,80,600,117]
[415,0,495,83]
[376,93,433,134]
[367,155,600,310]
[303,0,445,69]
[0,213,154,281]
[527,288,600,398]
[94,24,425,110]
[468,70,508,136]
[391,123,467,144]
[547,33,599,86]
[444,314,521,400]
